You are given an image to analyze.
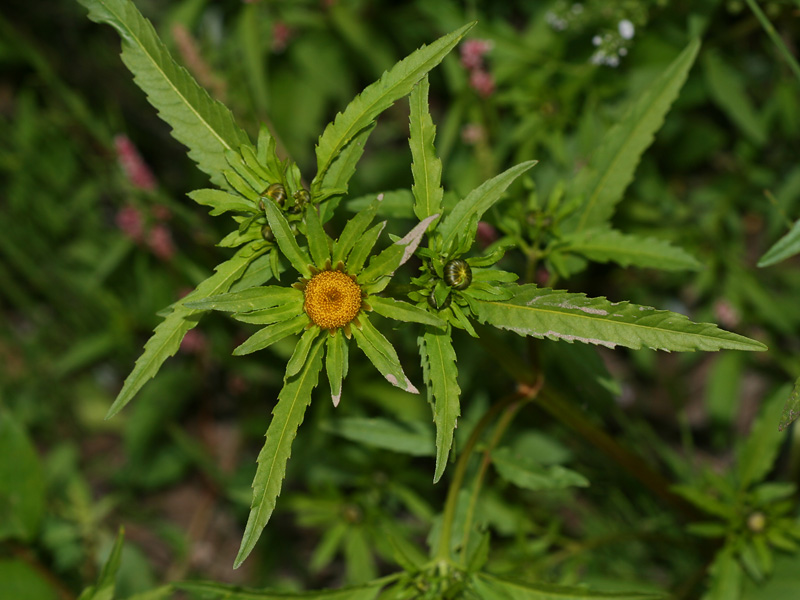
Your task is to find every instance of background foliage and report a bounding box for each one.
[2,0,800,598]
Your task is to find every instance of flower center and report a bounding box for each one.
[303,270,363,330]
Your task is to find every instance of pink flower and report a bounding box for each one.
[114,134,157,191]
[469,69,495,98]
[147,224,176,261]
[476,221,498,248]
[180,329,208,355]
[460,39,493,70]
[271,22,292,53]
[115,205,144,242]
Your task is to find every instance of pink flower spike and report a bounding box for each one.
[460,38,493,70]
[114,134,157,192]
[469,69,495,98]
[115,205,144,242]
[147,224,176,261]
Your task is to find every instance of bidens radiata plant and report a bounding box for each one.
[78,0,768,597]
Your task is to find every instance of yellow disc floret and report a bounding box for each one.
[303,270,363,330]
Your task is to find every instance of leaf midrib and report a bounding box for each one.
[100,0,233,153]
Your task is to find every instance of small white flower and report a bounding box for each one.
[618,19,635,40]
[592,35,602,46]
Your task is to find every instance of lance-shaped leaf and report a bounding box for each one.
[326,331,348,407]
[779,376,800,431]
[409,75,444,223]
[420,328,461,483]
[175,580,383,600]
[186,286,302,313]
[107,245,266,418]
[359,214,437,284]
[565,38,700,232]
[332,200,379,265]
[347,222,387,274]
[312,22,474,190]
[304,206,331,267]
[263,199,312,278]
[233,314,307,356]
[234,337,326,569]
[758,219,800,267]
[738,385,787,488]
[77,0,250,188]
[188,189,256,216]
[491,447,588,491]
[351,315,418,393]
[474,284,766,352]
[369,296,447,329]
[470,573,662,600]
[438,161,537,251]
[321,417,435,456]
[561,228,701,271]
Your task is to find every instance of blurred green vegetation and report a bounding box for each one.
[2,0,800,598]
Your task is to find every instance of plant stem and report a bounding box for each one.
[434,390,527,562]
[743,0,800,85]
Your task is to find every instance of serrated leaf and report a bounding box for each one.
[263,199,312,278]
[419,328,461,483]
[176,580,382,599]
[234,336,326,568]
[107,245,265,418]
[318,123,377,224]
[312,22,474,190]
[359,214,437,284]
[233,314,308,356]
[778,376,800,431]
[758,219,800,268]
[491,447,589,491]
[738,385,788,489]
[561,228,701,271]
[369,296,446,329]
[77,0,250,188]
[320,417,434,456]
[473,284,766,352]
[286,327,321,377]
[471,573,663,600]
[439,161,537,251]
[409,75,443,223]
[234,303,306,325]
[188,189,256,216]
[351,314,418,393]
[566,38,701,232]
[346,222,387,274]
[0,411,44,542]
[326,330,348,406]
[704,547,743,600]
[186,286,303,313]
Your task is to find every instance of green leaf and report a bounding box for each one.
[263,198,313,278]
[0,560,59,600]
[738,385,788,489]
[188,189,256,216]
[438,161,537,251]
[470,573,663,599]
[359,214,437,284]
[369,296,446,329]
[326,330,348,406]
[351,314,419,393]
[233,314,308,356]
[0,412,44,542]
[778,376,800,431]
[419,328,461,483]
[758,219,800,267]
[332,201,378,266]
[304,206,331,267]
[344,527,377,584]
[561,228,701,271]
[186,286,303,313]
[566,38,701,232]
[320,417,434,456]
[234,302,307,325]
[286,327,321,377]
[704,50,766,145]
[234,336,326,568]
[176,580,382,599]
[78,528,125,600]
[312,22,474,190]
[318,123,377,224]
[491,447,589,491]
[346,189,415,219]
[409,75,444,223]
[704,547,743,600]
[671,485,735,519]
[107,245,265,418]
[77,0,250,188]
[473,284,766,352]
[346,222,387,275]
